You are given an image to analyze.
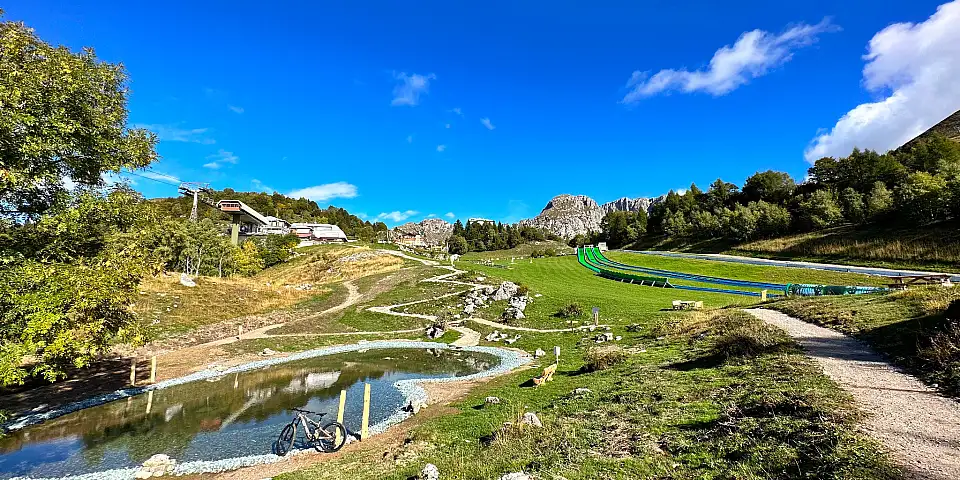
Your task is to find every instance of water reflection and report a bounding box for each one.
[0,348,496,479]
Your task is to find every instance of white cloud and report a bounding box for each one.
[376,210,418,222]
[445,123,451,129]
[251,179,275,193]
[805,1,960,162]
[436,144,446,152]
[203,149,239,169]
[288,182,359,202]
[427,213,437,218]
[391,72,436,106]
[450,107,463,116]
[136,124,215,144]
[407,135,414,143]
[480,118,495,130]
[228,105,244,114]
[622,19,837,102]
[444,212,455,219]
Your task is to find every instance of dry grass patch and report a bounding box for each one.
[583,345,628,372]
[264,246,403,286]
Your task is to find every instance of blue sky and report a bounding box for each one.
[6,1,959,225]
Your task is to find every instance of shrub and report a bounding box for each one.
[516,284,530,296]
[712,312,790,359]
[556,302,584,318]
[584,345,628,372]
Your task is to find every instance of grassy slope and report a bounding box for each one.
[277,255,899,480]
[635,223,960,272]
[771,286,960,397]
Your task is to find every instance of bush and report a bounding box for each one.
[556,302,584,318]
[584,345,628,372]
[516,284,530,296]
[712,312,790,359]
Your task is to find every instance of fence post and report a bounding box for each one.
[129,358,137,386]
[761,290,768,301]
[145,390,154,414]
[361,383,371,440]
[149,356,157,383]
[337,390,347,444]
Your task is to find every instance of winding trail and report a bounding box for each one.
[746,308,960,480]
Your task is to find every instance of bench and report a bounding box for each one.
[533,363,557,386]
[886,274,953,290]
[672,300,703,310]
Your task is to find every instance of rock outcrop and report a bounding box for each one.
[519,194,659,239]
[393,218,454,247]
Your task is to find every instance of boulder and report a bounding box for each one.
[504,335,521,345]
[259,348,277,356]
[484,396,501,405]
[420,463,440,480]
[534,348,546,358]
[520,412,543,428]
[491,282,519,301]
[463,304,476,315]
[508,295,529,311]
[425,324,445,339]
[135,454,176,478]
[502,306,525,320]
[573,387,593,395]
[179,273,196,287]
[499,473,534,480]
[485,331,503,342]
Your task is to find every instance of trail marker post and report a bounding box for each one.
[554,346,560,365]
[592,307,600,326]
[761,290,768,301]
[336,390,347,445]
[149,356,157,383]
[129,358,137,386]
[361,383,371,440]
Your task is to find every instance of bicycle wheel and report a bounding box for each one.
[316,422,347,452]
[276,422,296,456]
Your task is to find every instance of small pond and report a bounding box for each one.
[0,348,499,479]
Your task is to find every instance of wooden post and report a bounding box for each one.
[761,290,768,301]
[554,346,560,366]
[234,373,239,389]
[336,390,347,444]
[149,356,157,383]
[145,390,154,414]
[129,358,137,386]
[237,325,244,339]
[361,383,371,440]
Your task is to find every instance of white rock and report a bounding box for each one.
[615,336,622,341]
[500,474,533,480]
[534,293,542,298]
[421,463,440,480]
[485,396,501,405]
[573,387,593,395]
[179,273,196,287]
[520,412,543,428]
[260,348,277,356]
[491,282,519,301]
[534,348,546,358]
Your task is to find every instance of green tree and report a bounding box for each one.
[798,190,844,231]
[743,170,796,204]
[232,240,265,276]
[447,235,469,255]
[895,172,949,225]
[601,211,638,248]
[751,201,791,238]
[725,204,758,241]
[0,18,157,217]
[839,187,866,224]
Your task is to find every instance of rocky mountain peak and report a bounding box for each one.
[520,194,658,239]
[392,218,454,247]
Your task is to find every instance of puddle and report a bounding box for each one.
[0,348,499,479]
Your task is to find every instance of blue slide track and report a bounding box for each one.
[591,248,788,293]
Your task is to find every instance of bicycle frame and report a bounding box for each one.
[293,412,335,443]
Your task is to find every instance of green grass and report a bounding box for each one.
[771,286,960,397]
[460,241,574,261]
[267,254,900,480]
[605,250,887,287]
[280,309,899,480]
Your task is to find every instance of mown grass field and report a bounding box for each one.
[273,252,901,480]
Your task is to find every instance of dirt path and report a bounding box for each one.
[451,325,481,347]
[745,308,960,480]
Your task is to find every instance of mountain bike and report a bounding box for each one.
[276,407,347,455]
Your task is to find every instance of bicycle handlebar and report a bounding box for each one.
[292,407,326,416]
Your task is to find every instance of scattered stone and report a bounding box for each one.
[534,293,542,298]
[499,474,533,480]
[425,324,445,339]
[452,314,461,320]
[534,348,546,358]
[476,276,486,282]
[259,348,278,356]
[463,304,477,315]
[520,412,543,428]
[502,306,525,320]
[420,463,440,480]
[626,324,642,332]
[485,396,501,405]
[135,454,176,478]
[588,326,596,332]
[485,331,503,342]
[573,387,593,395]
[179,273,196,288]
[508,295,529,311]
[615,336,622,341]
[491,281,519,301]
[504,335,521,345]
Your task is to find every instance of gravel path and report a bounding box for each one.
[450,325,481,346]
[631,250,960,282]
[745,308,960,480]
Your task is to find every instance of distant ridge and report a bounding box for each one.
[902,109,960,148]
